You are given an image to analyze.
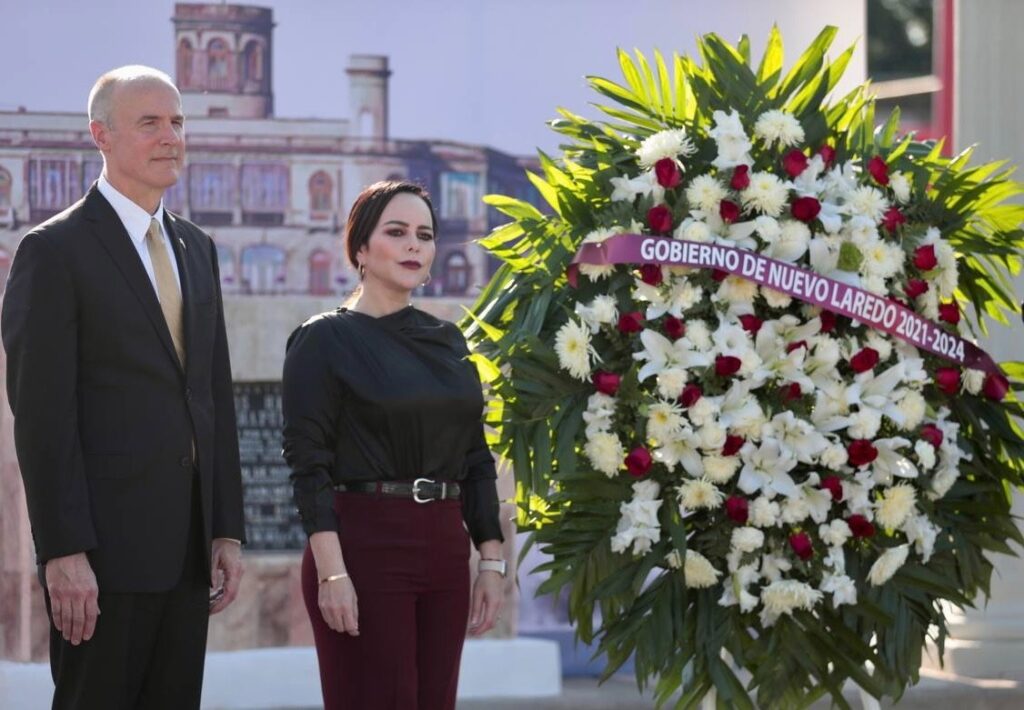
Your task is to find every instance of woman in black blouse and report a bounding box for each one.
[282,181,505,710]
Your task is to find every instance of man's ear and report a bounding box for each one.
[89,120,111,154]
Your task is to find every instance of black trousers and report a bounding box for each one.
[45,477,210,710]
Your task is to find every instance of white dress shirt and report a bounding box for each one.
[97,174,182,296]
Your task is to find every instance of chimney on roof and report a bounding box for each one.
[346,55,390,141]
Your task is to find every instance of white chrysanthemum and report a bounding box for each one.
[820,443,849,470]
[741,172,790,217]
[761,287,792,309]
[863,330,893,362]
[915,440,936,470]
[698,422,728,451]
[687,396,721,428]
[674,217,714,243]
[760,579,823,625]
[731,527,765,553]
[847,409,883,440]
[963,368,986,394]
[647,401,685,442]
[868,544,909,586]
[584,431,625,477]
[685,175,729,214]
[656,367,689,399]
[844,186,890,222]
[749,496,781,528]
[876,483,916,529]
[636,128,696,168]
[578,228,619,280]
[590,295,618,325]
[716,275,758,305]
[678,478,725,511]
[819,519,852,547]
[665,549,683,569]
[890,171,912,203]
[780,495,811,524]
[754,109,806,148]
[862,241,905,280]
[555,319,596,380]
[896,391,927,430]
[703,455,740,483]
[820,573,857,607]
[684,319,712,350]
[709,109,753,169]
[684,550,721,588]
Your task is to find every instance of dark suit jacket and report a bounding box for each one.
[2,184,245,593]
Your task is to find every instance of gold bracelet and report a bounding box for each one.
[319,572,350,585]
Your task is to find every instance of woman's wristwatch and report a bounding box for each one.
[478,558,507,577]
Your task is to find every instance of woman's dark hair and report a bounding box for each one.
[344,180,438,272]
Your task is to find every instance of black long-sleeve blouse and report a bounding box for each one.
[282,305,503,546]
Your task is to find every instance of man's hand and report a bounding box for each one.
[209,538,243,615]
[45,552,99,645]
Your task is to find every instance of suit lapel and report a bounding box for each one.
[83,186,184,374]
[164,211,195,376]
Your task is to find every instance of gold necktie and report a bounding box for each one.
[146,218,186,367]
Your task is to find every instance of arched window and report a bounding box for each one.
[242,40,264,85]
[207,38,232,90]
[0,249,11,295]
[177,39,194,88]
[240,244,286,294]
[0,167,11,208]
[443,251,471,295]
[309,250,332,295]
[309,171,333,214]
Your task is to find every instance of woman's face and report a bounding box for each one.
[357,192,436,295]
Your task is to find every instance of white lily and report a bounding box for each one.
[653,426,704,477]
[633,329,712,382]
[737,439,800,498]
[871,437,918,484]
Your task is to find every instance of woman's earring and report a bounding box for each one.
[423,273,432,286]
[358,263,366,279]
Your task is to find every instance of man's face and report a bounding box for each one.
[93,80,185,199]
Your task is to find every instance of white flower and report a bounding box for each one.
[634,329,712,382]
[674,217,714,243]
[780,495,811,524]
[678,478,725,511]
[819,519,852,547]
[764,411,829,464]
[928,467,959,500]
[741,172,790,217]
[760,553,793,582]
[637,128,696,168]
[684,550,721,588]
[632,478,661,501]
[820,573,857,607]
[871,437,918,484]
[590,295,618,324]
[697,422,727,451]
[687,396,720,428]
[760,579,823,625]
[890,171,912,203]
[902,514,939,563]
[896,391,927,430]
[709,109,753,169]
[763,220,811,262]
[684,319,712,350]
[656,367,689,400]
[868,544,909,586]
[847,409,883,440]
[820,443,849,470]
[578,228,619,280]
[731,527,765,553]
[915,440,936,470]
[654,429,704,477]
[665,550,683,569]
[761,287,792,309]
[844,186,889,222]
[749,496,781,528]
[715,275,759,306]
[584,432,625,477]
[963,369,986,395]
[582,392,616,436]
[738,439,799,498]
[875,483,916,529]
[754,109,805,148]
[555,319,597,380]
[685,175,729,213]
[647,401,686,442]
[703,455,740,484]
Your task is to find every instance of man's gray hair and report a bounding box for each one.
[88,65,179,126]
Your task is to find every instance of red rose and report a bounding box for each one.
[725,496,749,524]
[820,475,844,502]
[847,514,876,538]
[722,435,744,456]
[868,155,890,185]
[919,424,943,448]
[847,439,878,467]
[849,347,880,374]
[881,207,906,232]
[913,244,938,271]
[654,157,682,188]
[640,263,664,286]
[663,315,686,340]
[625,446,653,477]
[781,382,802,402]
[905,279,929,299]
[710,269,729,282]
[819,310,837,333]
[731,165,751,190]
[647,205,673,234]
[818,144,837,168]
[738,314,763,334]
[719,199,741,224]
[789,532,814,561]
[679,383,702,407]
[786,340,808,354]
[715,355,742,377]
[935,367,960,394]
[791,196,821,223]
[783,149,809,178]
[617,311,644,334]
[938,301,960,324]
[983,372,1010,401]
[591,371,621,396]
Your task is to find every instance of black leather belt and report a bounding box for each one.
[335,478,461,503]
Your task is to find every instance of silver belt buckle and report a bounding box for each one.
[412,477,434,504]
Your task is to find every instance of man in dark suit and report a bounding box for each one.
[2,65,245,709]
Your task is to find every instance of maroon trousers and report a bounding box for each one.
[301,491,471,710]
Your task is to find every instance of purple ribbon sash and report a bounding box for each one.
[568,234,1001,375]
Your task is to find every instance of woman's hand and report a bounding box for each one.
[318,575,359,636]
[468,569,504,636]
